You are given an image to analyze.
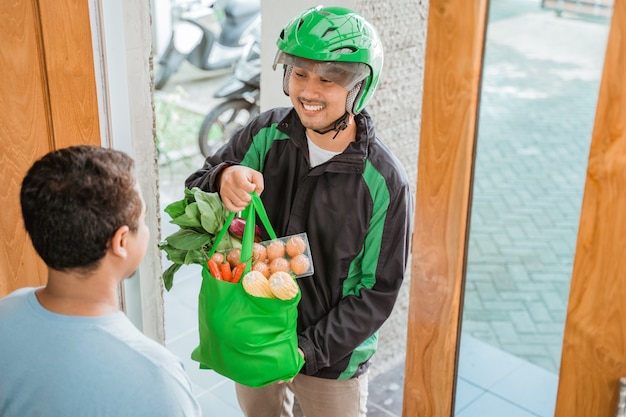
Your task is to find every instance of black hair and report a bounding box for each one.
[20,145,142,271]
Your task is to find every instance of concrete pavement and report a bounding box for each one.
[462,0,610,373]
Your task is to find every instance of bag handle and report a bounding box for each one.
[251,192,277,240]
[206,192,276,272]
[206,211,235,259]
[239,193,277,275]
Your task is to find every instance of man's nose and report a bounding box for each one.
[300,78,322,97]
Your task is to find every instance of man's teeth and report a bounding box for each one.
[303,103,324,111]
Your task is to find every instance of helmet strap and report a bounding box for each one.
[313,112,350,140]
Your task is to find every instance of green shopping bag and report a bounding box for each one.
[191,192,305,387]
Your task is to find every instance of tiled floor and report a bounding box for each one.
[162,260,558,417]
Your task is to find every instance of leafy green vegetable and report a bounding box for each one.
[166,229,213,250]
[164,199,187,219]
[159,187,236,291]
[170,202,202,228]
[162,263,181,291]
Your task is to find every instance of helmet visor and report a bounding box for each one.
[273,51,370,91]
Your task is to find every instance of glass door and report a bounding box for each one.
[454,1,610,416]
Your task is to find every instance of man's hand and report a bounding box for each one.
[218,166,264,212]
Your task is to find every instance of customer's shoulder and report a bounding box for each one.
[110,320,182,368]
[2,286,36,298]
[0,287,36,309]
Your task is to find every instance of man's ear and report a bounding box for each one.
[110,225,130,258]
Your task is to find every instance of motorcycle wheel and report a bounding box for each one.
[198,99,259,157]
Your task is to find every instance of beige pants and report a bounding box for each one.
[235,372,369,417]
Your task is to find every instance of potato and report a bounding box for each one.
[269,257,290,274]
[210,252,225,264]
[252,260,270,278]
[290,254,311,276]
[285,236,306,257]
[226,248,241,268]
[252,242,267,263]
[266,240,286,260]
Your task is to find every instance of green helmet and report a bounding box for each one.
[273,6,383,114]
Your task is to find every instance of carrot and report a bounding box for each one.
[220,262,233,283]
[207,259,222,280]
[232,262,247,284]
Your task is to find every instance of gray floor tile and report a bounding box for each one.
[367,361,404,417]
[489,362,557,417]
[455,391,540,417]
[455,379,487,413]
[196,388,244,417]
[210,379,243,411]
[164,270,202,342]
[367,402,400,417]
[457,334,525,390]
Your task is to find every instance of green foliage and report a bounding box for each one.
[159,187,239,291]
[155,87,203,159]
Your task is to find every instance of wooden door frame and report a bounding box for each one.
[554,1,626,415]
[402,1,626,416]
[89,0,165,342]
[402,1,489,415]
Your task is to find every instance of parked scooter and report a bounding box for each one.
[197,37,260,157]
[155,0,261,90]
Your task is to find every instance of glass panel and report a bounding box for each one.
[153,1,261,416]
[455,0,610,416]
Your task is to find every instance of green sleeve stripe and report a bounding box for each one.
[240,123,289,171]
[338,162,390,378]
[342,160,390,297]
[338,332,378,380]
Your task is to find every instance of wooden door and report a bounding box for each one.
[403,0,626,415]
[0,0,100,297]
[555,1,626,415]
[402,0,488,415]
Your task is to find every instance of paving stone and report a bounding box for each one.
[461,0,608,374]
[499,291,539,302]
[525,302,553,323]
[490,321,521,343]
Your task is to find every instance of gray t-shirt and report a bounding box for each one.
[0,287,201,417]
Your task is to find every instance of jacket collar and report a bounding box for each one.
[277,108,375,166]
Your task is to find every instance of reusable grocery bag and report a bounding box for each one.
[191,192,305,387]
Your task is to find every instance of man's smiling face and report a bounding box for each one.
[288,66,349,133]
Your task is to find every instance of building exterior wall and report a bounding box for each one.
[358,0,427,193]
[356,0,428,376]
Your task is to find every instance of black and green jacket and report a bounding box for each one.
[186,107,413,380]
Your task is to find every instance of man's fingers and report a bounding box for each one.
[249,170,265,195]
[218,165,264,210]
[222,194,249,213]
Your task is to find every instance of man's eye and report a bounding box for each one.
[294,71,306,78]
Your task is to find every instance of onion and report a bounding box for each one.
[228,217,262,240]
